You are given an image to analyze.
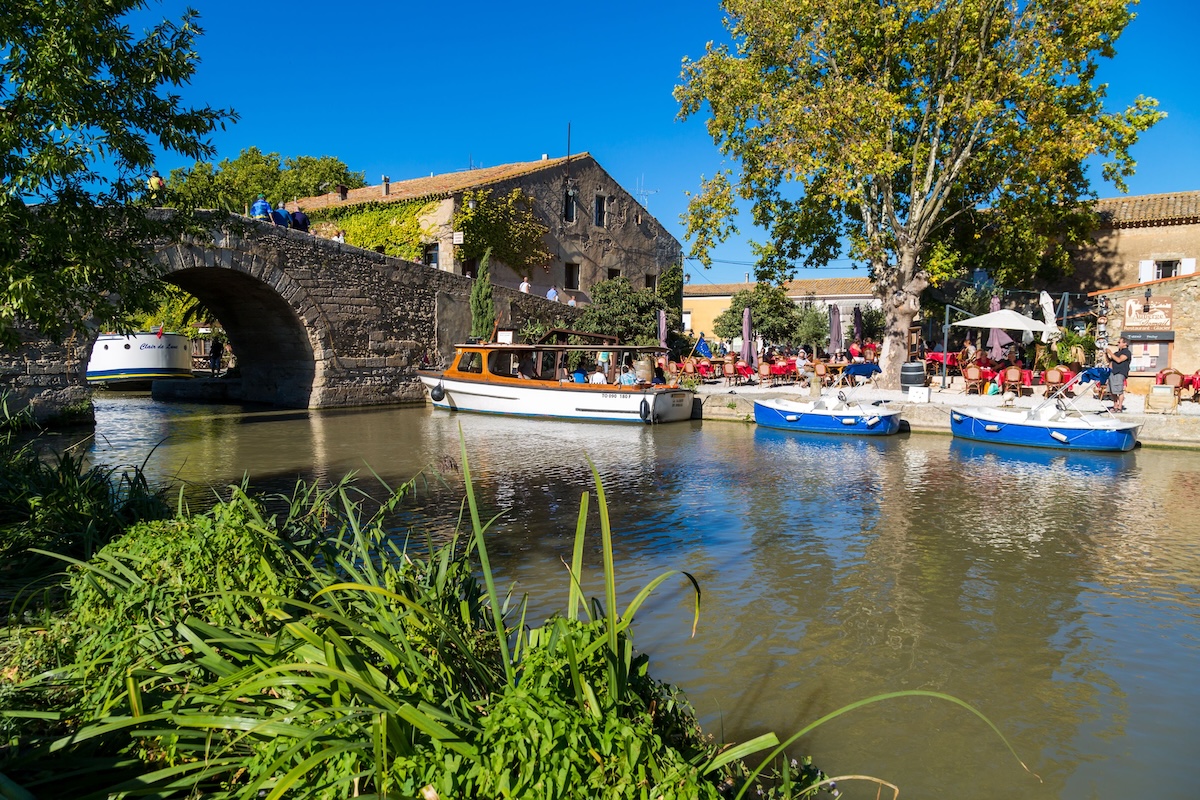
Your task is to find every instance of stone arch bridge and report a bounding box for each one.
[3,214,572,419]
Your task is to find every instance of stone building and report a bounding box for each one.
[293,154,681,305]
[1059,190,1199,293]
[682,277,877,342]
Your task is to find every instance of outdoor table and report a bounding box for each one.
[736,363,755,380]
[925,351,958,367]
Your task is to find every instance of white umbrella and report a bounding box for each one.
[1039,291,1062,344]
[951,309,1052,333]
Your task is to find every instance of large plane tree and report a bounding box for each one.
[676,0,1163,386]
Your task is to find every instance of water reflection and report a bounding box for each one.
[84,398,1200,800]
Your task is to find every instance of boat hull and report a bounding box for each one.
[754,398,902,435]
[418,374,694,424]
[949,406,1140,452]
[86,333,193,389]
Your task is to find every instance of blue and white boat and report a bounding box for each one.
[754,392,902,436]
[949,402,1140,452]
[86,332,194,389]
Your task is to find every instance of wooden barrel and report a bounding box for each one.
[900,361,927,392]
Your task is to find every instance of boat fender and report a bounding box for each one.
[430,383,445,402]
[639,397,652,424]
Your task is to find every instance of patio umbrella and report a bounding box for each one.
[829,304,843,355]
[658,308,667,349]
[983,297,1014,360]
[1039,291,1062,345]
[853,305,864,343]
[740,307,757,368]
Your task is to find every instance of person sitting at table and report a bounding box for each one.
[651,366,667,385]
[848,340,864,362]
[863,339,877,362]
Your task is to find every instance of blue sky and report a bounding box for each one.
[146,0,1198,287]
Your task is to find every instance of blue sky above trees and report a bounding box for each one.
[142,0,1197,286]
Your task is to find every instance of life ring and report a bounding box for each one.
[639,397,652,424]
[430,383,445,402]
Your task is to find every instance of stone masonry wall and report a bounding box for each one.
[0,324,92,426]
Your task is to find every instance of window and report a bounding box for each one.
[457,352,482,373]
[462,258,477,279]
[644,274,656,291]
[682,310,692,332]
[565,262,580,291]
[607,268,621,281]
[1156,260,1180,280]
[423,243,439,268]
[563,190,576,222]
[594,195,607,227]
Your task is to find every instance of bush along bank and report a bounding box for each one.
[1,441,836,799]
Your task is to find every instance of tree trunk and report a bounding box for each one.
[876,248,927,390]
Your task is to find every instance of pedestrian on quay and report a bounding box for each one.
[1106,335,1132,412]
[209,339,224,377]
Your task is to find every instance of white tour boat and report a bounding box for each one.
[86,332,194,390]
[417,331,694,424]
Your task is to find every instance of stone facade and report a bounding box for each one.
[1,213,577,415]
[0,325,92,426]
[294,154,683,305]
[1092,274,1200,376]
[1058,191,1199,293]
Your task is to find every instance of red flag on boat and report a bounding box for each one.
[156,324,164,339]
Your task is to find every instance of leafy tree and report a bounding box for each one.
[130,284,213,334]
[0,2,233,346]
[657,260,684,312]
[453,189,552,276]
[712,284,802,345]
[576,278,667,346]
[793,302,830,351]
[677,0,1163,386]
[167,148,365,211]
[470,249,496,340]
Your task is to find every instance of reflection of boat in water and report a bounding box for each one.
[948,437,1135,477]
[86,333,193,390]
[753,422,899,456]
[754,392,902,436]
[417,332,694,424]
[949,402,1141,452]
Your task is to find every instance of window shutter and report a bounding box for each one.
[1138,260,1155,282]
[1181,258,1196,276]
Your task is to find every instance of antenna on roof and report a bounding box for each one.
[635,175,658,209]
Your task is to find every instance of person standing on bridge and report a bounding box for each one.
[250,194,272,221]
[546,285,559,302]
[147,170,165,206]
[271,203,292,228]
[290,205,310,233]
[519,276,531,293]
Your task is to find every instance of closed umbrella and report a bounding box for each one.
[984,297,1014,361]
[829,304,843,356]
[853,305,864,343]
[658,308,667,349]
[1039,291,1062,345]
[741,307,757,368]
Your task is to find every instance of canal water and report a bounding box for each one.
[85,396,1200,800]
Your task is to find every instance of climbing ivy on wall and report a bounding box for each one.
[310,201,436,260]
[454,189,552,275]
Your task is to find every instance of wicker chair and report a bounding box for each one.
[1001,366,1024,395]
[1042,366,1065,396]
[962,364,985,395]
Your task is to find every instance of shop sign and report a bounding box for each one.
[1123,296,1172,331]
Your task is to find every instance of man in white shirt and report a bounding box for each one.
[519,276,531,293]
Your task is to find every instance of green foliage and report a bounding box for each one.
[454,188,553,275]
[0,434,170,598]
[328,201,435,259]
[657,261,685,311]
[577,278,670,346]
[167,147,365,210]
[677,0,1164,381]
[712,284,802,345]
[470,249,496,340]
[792,303,830,351]
[125,283,212,334]
[0,1,235,346]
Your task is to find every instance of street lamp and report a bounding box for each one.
[1144,286,1152,313]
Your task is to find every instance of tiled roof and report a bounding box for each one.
[1095,191,1200,227]
[297,154,585,211]
[685,276,873,297]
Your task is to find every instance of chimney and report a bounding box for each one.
[541,154,548,160]
[336,184,348,201]
[381,176,390,196]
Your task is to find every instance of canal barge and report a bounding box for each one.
[417,331,694,424]
[86,332,193,390]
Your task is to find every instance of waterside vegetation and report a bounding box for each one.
[0,424,1035,798]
